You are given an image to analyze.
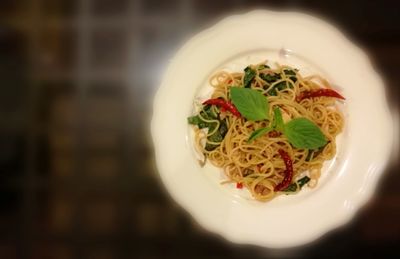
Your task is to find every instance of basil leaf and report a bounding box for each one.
[243,66,256,88]
[298,176,311,187]
[305,145,326,161]
[284,69,296,76]
[262,70,296,96]
[258,64,270,70]
[283,176,310,192]
[248,107,284,142]
[188,105,227,151]
[276,81,292,90]
[283,183,297,192]
[273,107,285,132]
[267,88,277,96]
[188,115,202,125]
[267,81,293,96]
[260,73,280,84]
[248,126,273,143]
[231,87,269,121]
[201,105,215,118]
[283,69,297,83]
[284,118,327,149]
[208,120,227,142]
[187,105,217,128]
[187,115,209,129]
[205,119,228,151]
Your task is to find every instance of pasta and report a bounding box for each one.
[188,61,344,202]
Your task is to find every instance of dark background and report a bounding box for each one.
[0,0,399,258]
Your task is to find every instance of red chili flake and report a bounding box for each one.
[202,98,241,117]
[227,79,233,84]
[236,182,243,189]
[274,149,294,192]
[296,88,345,102]
[255,184,267,195]
[268,130,282,138]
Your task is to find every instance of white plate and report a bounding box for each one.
[151,10,393,248]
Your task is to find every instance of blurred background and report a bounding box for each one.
[0,0,399,258]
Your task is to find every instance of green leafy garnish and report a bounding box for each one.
[205,120,228,151]
[284,118,327,149]
[247,107,282,143]
[297,176,311,187]
[260,73,280,84]
[187,105,215,128]
[273,107,284,131]
[248,126,273,143]
[187,115,208,128]
[247,107,327,149]
[257,64,270,70]
[260,69,297,96]
[283,69,297,83]
[269,81,293,95]
[305,145,326,161]
[243,66,256,88]
[230,87,269,121]
[187,106,228,151]
[282,176,310,192]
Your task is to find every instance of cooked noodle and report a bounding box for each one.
[191,61,344,201]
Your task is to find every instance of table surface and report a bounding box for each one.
[0,0,399,258]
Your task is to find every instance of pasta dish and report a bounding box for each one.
[188,61,345,201]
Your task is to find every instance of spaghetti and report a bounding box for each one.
[188,61,344,202]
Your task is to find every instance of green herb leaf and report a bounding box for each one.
[305,145,326,161]
[187,105,216,128]
[248,107,283,142]
[283,69,298,83]
[205,119,228,151]
[188,115,207,128]
[187,105,228,151]
[230,87,269,121]
[267,88,277,96]
[282,176,310,192]
[267,81,293,96]
[284,118,327,149]
[276,81,291,90]
[188,115,201,125]
[273,107,285,132]
[262,70,296,96]
[282,184,297,192]
[297,176,311,187]
[248,126,273,143]
[257,64,270,70]
[243,66,256,88]
[260,73,280,83]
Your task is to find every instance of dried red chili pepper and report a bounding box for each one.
[274,149,294,192]
[296,88,345,102]
[236,182,243,189]
[203,98,241,117]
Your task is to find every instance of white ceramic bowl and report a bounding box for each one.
[151,10,393,248]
